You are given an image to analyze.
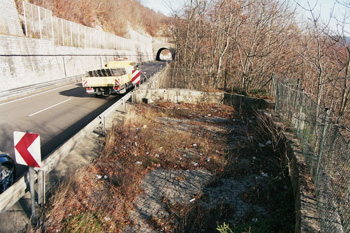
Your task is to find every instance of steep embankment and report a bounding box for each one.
[14,0,171,37]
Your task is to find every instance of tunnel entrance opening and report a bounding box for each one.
[156,48,174,61]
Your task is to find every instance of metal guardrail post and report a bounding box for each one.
[123,98,126,112]
[98,116,106,136]
[29,167,37,225]
[38,170,45,205]
[316,108,330,183]
[297,89,304,137]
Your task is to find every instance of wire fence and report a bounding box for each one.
[22,2,152,51]
[275,80,350,233]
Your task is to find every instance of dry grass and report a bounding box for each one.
[30,102,295,232]
[33,102,235,232]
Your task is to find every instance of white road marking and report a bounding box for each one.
[28,98,72,117]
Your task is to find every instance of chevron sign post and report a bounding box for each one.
[13,131,41,224]
[131,70,141,85]
[14,131,41,167]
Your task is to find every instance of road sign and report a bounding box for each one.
[14,131,41,168]
[131,70,141,85]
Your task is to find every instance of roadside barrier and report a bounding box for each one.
[0,64,166,216]
[0,91,133,215]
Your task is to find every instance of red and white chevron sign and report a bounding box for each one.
[14,131,41,168]
[131,70,141,85]
[82,79,87,87]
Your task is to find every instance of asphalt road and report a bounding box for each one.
[0,61,166,177]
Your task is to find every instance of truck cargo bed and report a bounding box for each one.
[82,73,130,87]
[88,68,126,77]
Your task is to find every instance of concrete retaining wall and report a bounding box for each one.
[223,93,274,110]
[134,88,274,111]
[0,0,153,94]
[134,66,274,110]
[287,135,320,232]
[265,117,321,233]
[134,89,224,104]
[0,34,150,92]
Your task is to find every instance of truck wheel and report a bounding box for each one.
[102,91,110,97]
[0,164,14,193]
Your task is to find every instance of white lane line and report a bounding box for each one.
[0,82,80,107]
[28,98,72,117]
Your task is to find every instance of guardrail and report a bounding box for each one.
[0,61,168,217]
[0,91,132,215]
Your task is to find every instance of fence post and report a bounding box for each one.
[57,18,60,45]
[23,2,27,37]
[293,79,300,111]
[316,108,330,182]
[31,4,34,37]
[70,21,73,46]
[289,79,301,122]
[286,85,290,118]
[61,19,64,46]
[270,74,275,97]
[84,26,86,48]
[38,6,42,39]
[296,89,304,137]
[51,11,54,42]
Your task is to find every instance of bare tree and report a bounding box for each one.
[327,1,350,124]
[170,0,298,92]
[296,0,350,126]
[233,0,297,92]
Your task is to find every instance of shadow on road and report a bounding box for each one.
[41,94,123,160]
[58,84,89,98]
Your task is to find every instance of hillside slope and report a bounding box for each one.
[15,0,171,37]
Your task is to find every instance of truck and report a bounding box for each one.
[81,58,141,96]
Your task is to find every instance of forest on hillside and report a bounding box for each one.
[14,0,171,37]
[168,0,350,128]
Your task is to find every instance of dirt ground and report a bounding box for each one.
[36,102,295,233]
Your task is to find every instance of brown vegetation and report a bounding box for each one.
[33,103,294,232]
[169,0,350,127]
[35,103,233,232]
[15,0,171,37]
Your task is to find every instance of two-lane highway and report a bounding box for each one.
[0,61,166,177]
